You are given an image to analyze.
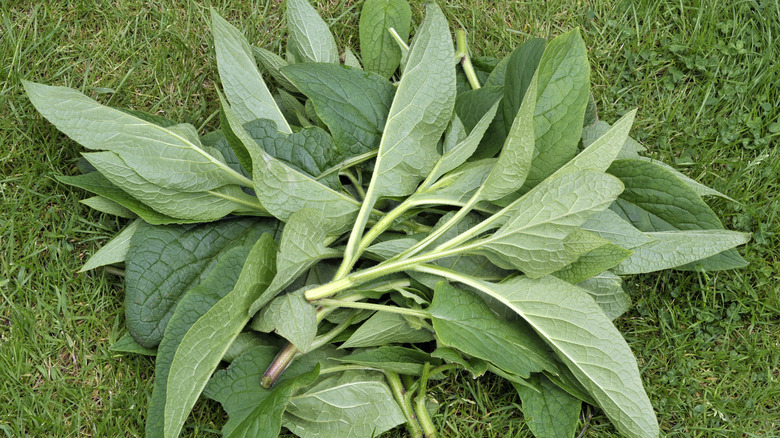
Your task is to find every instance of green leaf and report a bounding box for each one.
[254,292,318,352]
[24,81,249,191]
[281,63,395,158]
[285,0,339,64]
[250,209,341,315]
[125,218,279,348]
[335,346,436,375]
[514,374,582,438]
[577,273,631,320]
[283,371,406,438]
[526,29,590,186]
[366,2,456,200]
[204,345,343,436]
[146,245,252,437]
[79,219,140,272]
[480,73,537,200]
[476,170,624,277]
[164,234,277,438]
[581,208,654,249]
[83,151,255,222]
[341,311,433,349]
[223,332,279,363]
[244,119,340,190]
[417,268,659,438]
[343,47,362,69]
[252,46,298,92]
[582,120,645,160]
[218,95,254,174]
[359,0,411,78]
[552,242,633,284]
[410,159,495,207]
[454,86,506,159]
[613,230,750,274]
[110,332,157,356]
[227,365,320,438]
[637,157,734,200]
[80,195,135,218]
[431,347,488,377]
[211,10,291,133]
[430,282,556,378]
[220,95,362,231]
[58,172,187,225]
[502,38,545,133]
[608,158,747,270]
[555,109,637,176]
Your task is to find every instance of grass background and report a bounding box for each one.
[1,0,778,436]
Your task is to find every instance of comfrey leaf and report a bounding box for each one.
[286,0,339,64]
[359,0,411,78]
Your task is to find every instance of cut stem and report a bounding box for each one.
[414,363,438,437]
[386,371,423,438]
[456,29,481,90]
[260,342,297,388]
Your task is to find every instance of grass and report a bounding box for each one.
[1,0,778,436]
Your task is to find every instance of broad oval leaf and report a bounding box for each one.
[359,0,411,78]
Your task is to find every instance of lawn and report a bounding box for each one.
[1,0,778,436]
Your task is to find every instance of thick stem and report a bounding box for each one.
[414,363,437,437]
[456,29,481,90]
[261,342,297,388]
[386,372,423,438]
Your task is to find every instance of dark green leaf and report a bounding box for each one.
[514,374,582,438]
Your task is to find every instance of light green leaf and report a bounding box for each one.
[577,273,631,320]
[359,0,411,78]
[366,2,456,200]
[58,172,188,225]
[341,311,433,349]
[146,245,252,437]
[514,374,582,438]
[582,120,645,160]
[227,365,319,438]
[480,73,537,200]
[416,267,659,438]
[476,170,624,277]
[430,282,556,378]
[526,29,590,186]
[556,109,637,176]
[343,47,362,69]
[286,0,339,64]
[552,242,633,284]
[24,81,249,191]
[79,219,140,272]
[110,332,157,356]
[250,209,341,315]
[221,95,362,230]
[431,347,488,377]
[125,218,280,348]
[614,230,750,274]
[410,159,495,207]
[164,235,277,438]
[211,10,291,133]
[283,371,406,438]
[254,292,317,352]
[281,63,395,157]
[83,151,257,222]
[335,346,436,376]
[581,209,654,249]
[252,46,298,92]
[80,195,135,218]
[366,237,420,260]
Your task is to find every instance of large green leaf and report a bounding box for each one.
[581,208,654,249]
[146,245,251,437]
[164,235,277,438]
[416,267,659,438]
[501,38,545,133]
[365,2,456,200]
[281,63,395,157]
[514,374,582,438]
[125,218,280,347]
[227,365,319,438]
[83,151,255,222]
[430,282,556,378]
[211,10,291,133]
[526,29,590,186]
[23,81,249,191]
[614,230,750,274]
[249,209,341,315]
[608,158,748,270]
[551,242,633,284]
[576,273,631,320]
[359,0,411,78]
[220,95,362,231]
[283,371,406,438]
[475,170,624,277]
[285,0,339,64]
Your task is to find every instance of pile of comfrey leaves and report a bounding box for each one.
[25,1,750,437]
